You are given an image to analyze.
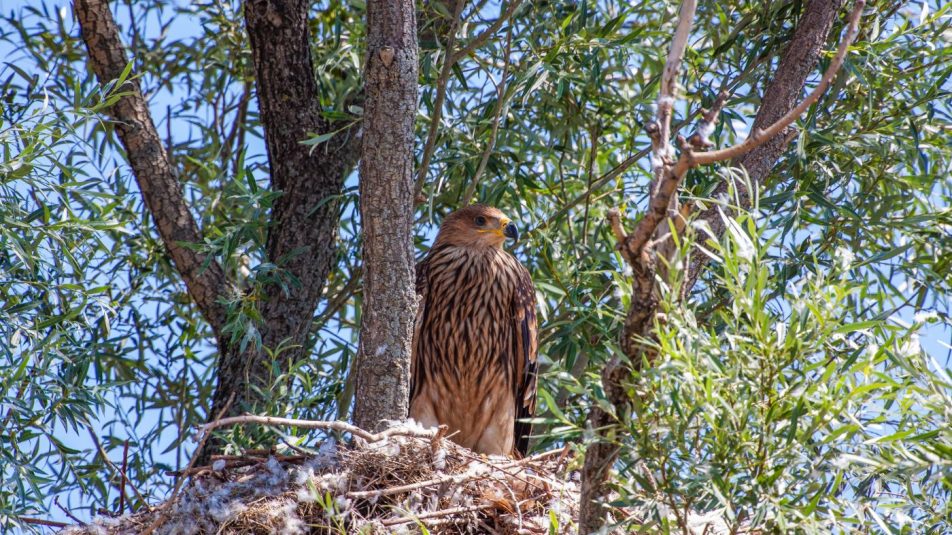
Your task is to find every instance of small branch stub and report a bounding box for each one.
[606,208,628,248]
[378,46,395,67]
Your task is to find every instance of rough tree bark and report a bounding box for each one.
[352,0,419,431]
[76,0,358,445]
[578,0,853,531]
[207,0,360,425]
[75,0,231,335]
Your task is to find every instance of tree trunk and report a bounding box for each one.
[207,0,360,425]
[577,0,847,531]
[353,0,419,431]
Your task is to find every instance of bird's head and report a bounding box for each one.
[435,205,519,249]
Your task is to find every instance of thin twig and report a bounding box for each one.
[17,517,69,528]
[381,503,496,527]
[461,24,513,205]
[198,414,441,443]
[169,453,309,477]
[86,427,149,512]
[119,439,129,514]
[54,496,86,526]
[414,1,466,199]
[415,0,524,200]
[347,469,490,499]
[451,0,523,63]
[316,267,362,324]
[530,147,649,236]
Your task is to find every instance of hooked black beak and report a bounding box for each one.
[503,222,519,241]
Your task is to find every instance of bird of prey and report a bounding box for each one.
[410,205,538,457]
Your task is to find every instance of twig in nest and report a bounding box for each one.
[169,453,310,477]
[55,496,86,526]
[281,439,320,456]
[346,469,491,500]
[17,517,70,528]
[141,392,235,535]
[381,503,497,527]
[198,415,442,443]
[346,446,563,500]
[430,424,449,454]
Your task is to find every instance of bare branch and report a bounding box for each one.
[641,0,699,265]
[199,414,442,443]
[623,152,694,259]
[606,208,629,248]
[414,1,465,200]
[692,0,864,166]
[628,0,863,259]
[652,0,698,156]
[462,25,514,205]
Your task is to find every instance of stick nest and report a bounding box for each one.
[59,424,577,534]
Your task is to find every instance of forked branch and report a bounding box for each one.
[692,0,864,166]
[615,0,865,261]
[75,0,230,332]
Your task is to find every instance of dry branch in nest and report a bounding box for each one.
[58,420,577,535]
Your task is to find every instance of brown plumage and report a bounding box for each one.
[409,205,538,456]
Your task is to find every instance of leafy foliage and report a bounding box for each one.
[0,0,949,532]
[618,207,952,532]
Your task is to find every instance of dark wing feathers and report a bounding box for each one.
[511,263,538,457]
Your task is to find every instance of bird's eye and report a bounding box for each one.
[474,216,486,226]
